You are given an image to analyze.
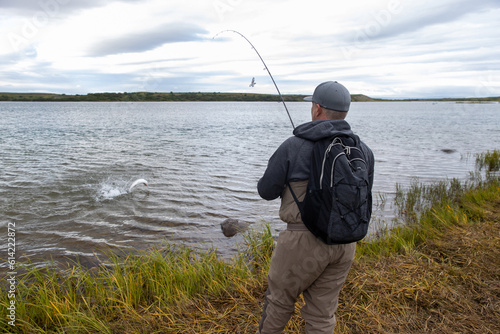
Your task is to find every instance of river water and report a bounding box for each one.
[1,101,499,269]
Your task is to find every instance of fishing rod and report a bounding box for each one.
[213,30,295,129]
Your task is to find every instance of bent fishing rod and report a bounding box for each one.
[213,30,295,129]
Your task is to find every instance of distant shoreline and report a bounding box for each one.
[0,91,499,103]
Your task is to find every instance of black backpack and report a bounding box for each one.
[289,134,371,244]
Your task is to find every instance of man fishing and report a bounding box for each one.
[256,81,375,333]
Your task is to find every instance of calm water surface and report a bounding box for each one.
[1,101,499,269]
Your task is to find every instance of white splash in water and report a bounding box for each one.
[96,178,148,201]
[98,183,126,200]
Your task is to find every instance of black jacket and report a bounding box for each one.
[258,119,375,201]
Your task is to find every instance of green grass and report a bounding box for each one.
[0,229,275,333]
[358,150,500,258]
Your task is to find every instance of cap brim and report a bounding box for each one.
[303,96,313,102]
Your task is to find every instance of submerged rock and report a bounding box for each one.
[221,218,248,237]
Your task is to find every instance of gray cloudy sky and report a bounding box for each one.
[0,0,499,98]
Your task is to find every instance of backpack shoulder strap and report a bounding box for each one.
[285,139,310,213]
[287,179,303,211]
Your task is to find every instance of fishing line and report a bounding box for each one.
[213,30,295,129]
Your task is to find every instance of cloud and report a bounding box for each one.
[329,0,498,49]
[0,0,142,15]
[373,0,498,40]
[87,22,209,56]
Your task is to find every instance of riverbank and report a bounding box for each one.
[336,185,499,333]
[1,151,499,333]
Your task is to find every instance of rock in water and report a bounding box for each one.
[221,218,248,237]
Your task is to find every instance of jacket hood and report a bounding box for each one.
[293,120,353,141]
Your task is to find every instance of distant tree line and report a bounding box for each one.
[0,92,311,102]
[1,92,498,102]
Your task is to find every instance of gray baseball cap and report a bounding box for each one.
[303,81,351,112]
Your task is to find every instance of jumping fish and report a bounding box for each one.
[129,179,148,192]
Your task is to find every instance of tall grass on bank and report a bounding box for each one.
[0,228,275,333]
[362,149,500,258]
[1,150,499,333]
[475,149,500,176]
